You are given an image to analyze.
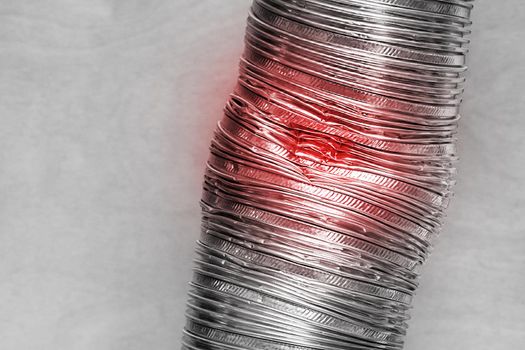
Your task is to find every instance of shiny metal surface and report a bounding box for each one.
[184,0,473,349]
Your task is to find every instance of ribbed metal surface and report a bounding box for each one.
[183,1,473,349]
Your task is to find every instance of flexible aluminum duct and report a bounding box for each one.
[183,1,473,349]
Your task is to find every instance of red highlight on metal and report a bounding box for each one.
[183,1,474,349]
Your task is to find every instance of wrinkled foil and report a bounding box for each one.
[183,0,473,349]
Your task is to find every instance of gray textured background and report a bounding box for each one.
[0,1,524,349]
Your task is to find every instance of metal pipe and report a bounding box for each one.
[183,1,473,349]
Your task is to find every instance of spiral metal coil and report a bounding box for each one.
[183,1,473,349]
